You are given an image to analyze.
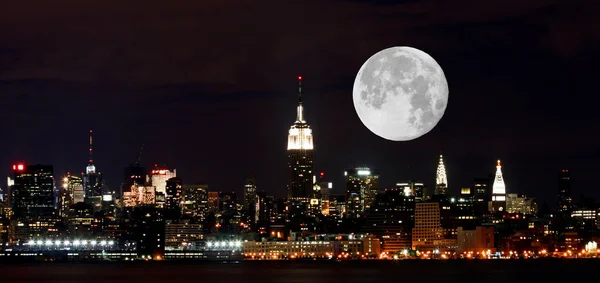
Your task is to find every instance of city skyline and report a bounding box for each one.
[1,1,599,206]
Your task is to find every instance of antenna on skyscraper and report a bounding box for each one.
[89,129,93,164]
[135,144,145,166]
[298,76,302,104]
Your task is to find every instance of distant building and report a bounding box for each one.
[148,166,176,196]
[218,192,238,215]
[287,77,314,219]
[165,178,183,218]
[122,163,146,198]
[345,168,380,218]
[82,130,103,211]
[207,191,219,213]
[243,177,257,224]
[473,177,490,216]
[412,202,443,251]
[363,188,414,252]
[435,155,448,195]
[182,184,208,222]
[491,160,507,213]
[557,170,572,216]
[11,164,57,241]
[122,185,156,207]
[316,173,332,215]
[451,188,476,227]
[328,195,346,219]
[571,209,596,231]
[396,181,425,201]
[11,164,55,221]
[164,219,204,251]
[506,193,537,215]
[456,226,495,254]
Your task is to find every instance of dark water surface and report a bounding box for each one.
[1,259,597,282]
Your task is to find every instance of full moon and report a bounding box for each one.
[353,46,449,141]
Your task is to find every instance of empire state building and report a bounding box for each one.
[287,76,314,217]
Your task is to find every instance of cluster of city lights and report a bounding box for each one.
[25,239,115,247]
[206,241,242,249]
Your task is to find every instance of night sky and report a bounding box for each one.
[1,1,599,206]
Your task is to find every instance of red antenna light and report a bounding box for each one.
[298,76,302,80]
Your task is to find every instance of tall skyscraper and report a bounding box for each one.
[11,164,55,220]
[63,173,84,204]
[557,169,572,215]
[435,155,448,195]
[491,160,507,212]
[345,168,380,218]
[165,177,183,219]
[148,165,176,196]
[473,177,490,216]
[243,177,257,224]
[82,130,103,210]
[412,202,443,251]
[182,184,208,222]
[287,76,314,218]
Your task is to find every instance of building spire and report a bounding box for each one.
[492,159,506,195]
[86,130,96,174]
[296,76,305,122]
[298,76,302,104]
[436,154,448,187]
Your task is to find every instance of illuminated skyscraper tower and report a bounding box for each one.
[435,155,448,195]
[287,76,314,218]
[83,130,103,211]
[345,168,379,218]
[557,169,572,216]
[243,177,258,224]
[491,160,506,212]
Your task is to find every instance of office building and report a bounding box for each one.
[182,184,208,222]
[412,202,443,251]
[491,160,507,213]
[345,168,380,218]
[148,166,177,196]
[506,193,537,215]
[165,178,183,217]
[456,226,495,254]
[243,177,257,224]
[435,155,448,195]
[82,130,103,210]
[11,164,55,220]
[287,76,314,219]
[557,170,572,216]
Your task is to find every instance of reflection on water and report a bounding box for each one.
[1,260,598,283]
